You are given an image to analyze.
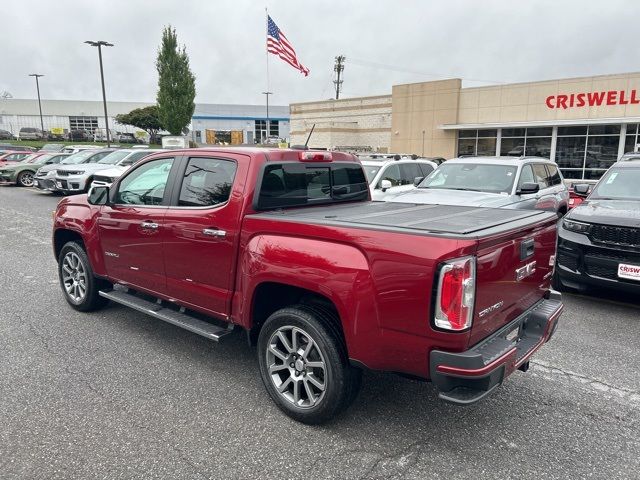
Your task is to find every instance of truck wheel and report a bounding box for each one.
[17,171,34,187]
[257,306,361,424]
[58,241,110,312]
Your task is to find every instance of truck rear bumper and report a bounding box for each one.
[429,291,563,405]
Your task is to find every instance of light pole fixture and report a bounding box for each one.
[262,91,273,143]
[85,40,114,147]
[28,74,45,136]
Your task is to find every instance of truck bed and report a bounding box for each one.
[248,202,557,238]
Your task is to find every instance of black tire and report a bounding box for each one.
[257,305,362,424]
[58,241,110,312]
[17,170,35,187]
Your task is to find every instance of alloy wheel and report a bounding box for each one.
[61,252,88,303]
[19,172,34,187]
[266,325,327,409]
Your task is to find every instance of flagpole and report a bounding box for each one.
[264,6,270,143]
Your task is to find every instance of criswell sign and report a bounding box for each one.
[546,90,640,109]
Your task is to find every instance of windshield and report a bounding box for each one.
[362,164,382,183]
[60,149,98,165]
[419,163,517,194]
[590,167,640,200]
[98,150,131,164]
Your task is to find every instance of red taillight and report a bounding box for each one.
[299,151,332,162]
[434,256,475,331]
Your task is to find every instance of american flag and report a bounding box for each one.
[267,15,309,76]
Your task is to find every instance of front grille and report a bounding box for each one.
[590,224,640,248]
[557,252,578,271]
[57,171,70,177]
[57,180,68,189]
[585,263,617,280]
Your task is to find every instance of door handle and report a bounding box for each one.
[140,221,159,230]
[202,228,226,237]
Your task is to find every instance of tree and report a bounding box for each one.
[114,106,162,140]
[156,26,196,135]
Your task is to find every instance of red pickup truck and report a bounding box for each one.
[53,148,563,424]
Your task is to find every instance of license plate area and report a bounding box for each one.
[503,321,523,343]
[618,263,640,281]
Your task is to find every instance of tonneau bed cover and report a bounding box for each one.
[249,202,557,238]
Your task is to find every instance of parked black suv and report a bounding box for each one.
[556,161,640,293]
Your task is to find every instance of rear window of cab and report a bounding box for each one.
[255,162,368,210]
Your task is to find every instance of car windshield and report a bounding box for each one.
[61,149,99,165]
[590,167,640,200]
[418,163,517,194]
[362,164,382,183]
[98,150,131,164]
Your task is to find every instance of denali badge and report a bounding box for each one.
[478,301,504,318]
[516,261,537,281]
[105,251,119,258]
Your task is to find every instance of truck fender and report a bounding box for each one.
[237,234,379,362]
[53,201,107,276]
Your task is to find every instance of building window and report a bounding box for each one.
[456,129,497,156]
[624,124,639,154]
[500,127,552,158]
[556,124,620,180]
[255,120,279,142]
[69,116,98,131]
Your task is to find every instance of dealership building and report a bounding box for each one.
[290,71,640,179]
[0,98,289,144]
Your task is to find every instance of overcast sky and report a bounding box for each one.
[3,0,640,107]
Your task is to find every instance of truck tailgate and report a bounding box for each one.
[468,213,558,347]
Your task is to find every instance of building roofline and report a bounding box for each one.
[290,94,391,107]
[441,116,640,130]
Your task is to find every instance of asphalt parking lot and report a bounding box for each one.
[1,185,638,480]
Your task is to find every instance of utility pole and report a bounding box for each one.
[334,55,345,100]
[28,74,45,135]
[85,40,114,147]
[262,91,272,142]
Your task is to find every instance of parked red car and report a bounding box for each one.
[53,147,563,423]
[0,151,30,166]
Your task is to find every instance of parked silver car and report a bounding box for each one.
[385,156,570,215]
[53,149,117,194]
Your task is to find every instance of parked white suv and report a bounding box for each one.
[360,155,441,201]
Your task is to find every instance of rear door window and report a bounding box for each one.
[177,157,237,207]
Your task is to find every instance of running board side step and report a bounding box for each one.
[99,289,234,342]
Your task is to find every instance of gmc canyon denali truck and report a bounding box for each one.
[53,147,563,424]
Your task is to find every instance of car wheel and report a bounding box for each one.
[58,241,111,312]
[17,171,35,187]
[257,306,361,424]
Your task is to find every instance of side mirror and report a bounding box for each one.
[413,176,424,186]
[517,182,540,195]
[573,184,590,196]
[380,179,392,192]
[88,186,110,205]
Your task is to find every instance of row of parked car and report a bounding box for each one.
[0,144,163,193]
[0,127,144,143]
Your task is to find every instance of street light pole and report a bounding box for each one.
[28,74,45,136]
[85,40,113,147]
[262,91,272,143]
